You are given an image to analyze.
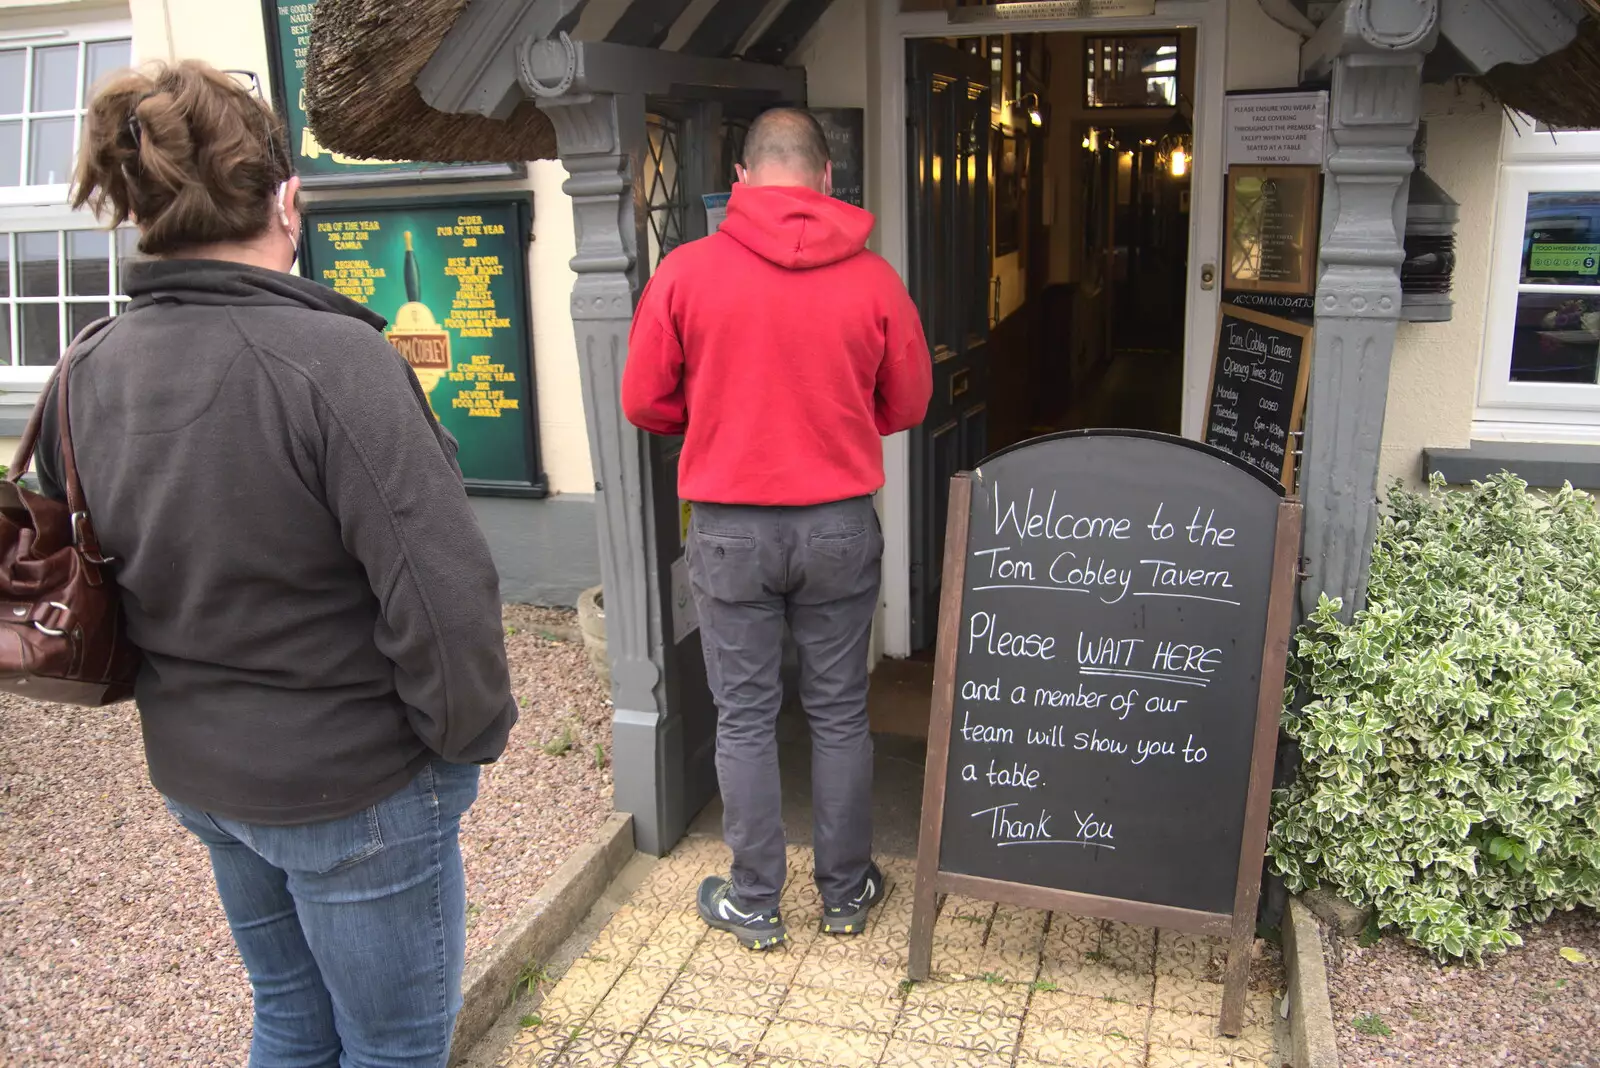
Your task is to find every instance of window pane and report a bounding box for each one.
[0,51,24,114]
[0,120,19,186]
[1508,292,1600,384]
[0,305,10,365]
[28,116,74,185]
[0,233,10,296]
[68,300,106,340]
[19,231,57,296]
[68,229,109,295]
[20,303,58,365]
[31,45,78,112]
[1522,192,1600,285]
[115,226,140,293]
[85,40,129,95]
[1086,36,1179,108]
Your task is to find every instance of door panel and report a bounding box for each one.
[908,40,992,651]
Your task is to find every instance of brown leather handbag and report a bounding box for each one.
[0,319,139,705]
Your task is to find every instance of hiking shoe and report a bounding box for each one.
[820,861,887,935]
[697,876,788,950]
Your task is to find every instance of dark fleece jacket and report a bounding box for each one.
[35,259,516,824]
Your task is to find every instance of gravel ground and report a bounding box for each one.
[1,606,612,1067]
[1325,908,1600,1067]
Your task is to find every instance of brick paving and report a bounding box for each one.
[495,835,1280,1067]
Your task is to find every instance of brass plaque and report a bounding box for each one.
[1224,165,1321,296]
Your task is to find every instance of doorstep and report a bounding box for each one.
[490,833,1283,1068]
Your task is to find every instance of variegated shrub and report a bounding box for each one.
[1269,473,1600,960]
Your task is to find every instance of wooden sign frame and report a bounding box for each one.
[908,472,1303,1037]
[1205,304,1313,491]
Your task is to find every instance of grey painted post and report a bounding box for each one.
[1299,0,1439,621]
[535,90,681,855]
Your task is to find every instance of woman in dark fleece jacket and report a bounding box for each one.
[33,60,517,1066]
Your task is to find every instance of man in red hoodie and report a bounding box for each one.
[623,109,931,950]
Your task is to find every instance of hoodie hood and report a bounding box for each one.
[125,258,389,331]
[718,183,874,269]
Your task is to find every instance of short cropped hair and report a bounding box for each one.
[742,108,830,178]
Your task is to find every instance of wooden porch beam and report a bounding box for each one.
[605,0,698,49]
[680,0,769,58]
[744,0,837,64]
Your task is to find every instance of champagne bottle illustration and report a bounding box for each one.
[404,230,423,303]
[384,230,452,408]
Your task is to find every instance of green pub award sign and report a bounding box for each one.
[263,0,521,186]
[302,197,546,496]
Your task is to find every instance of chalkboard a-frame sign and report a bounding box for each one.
[908,431,1301,1037]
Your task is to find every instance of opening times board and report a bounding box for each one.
[1204,305,1312,490]
[909,431,1300,1037]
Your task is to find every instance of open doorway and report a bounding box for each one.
[902,26,1204,657]
[988,29,1197,448]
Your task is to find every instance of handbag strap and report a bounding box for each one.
[8,317,115,560]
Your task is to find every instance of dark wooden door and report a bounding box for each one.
[908,41,992,651]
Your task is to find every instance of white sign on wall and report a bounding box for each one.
[1226,91,1329,167]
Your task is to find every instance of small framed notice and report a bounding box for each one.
[1204,306,1313,490]
[1224,165,1321,296]
[1225,91,1328,167]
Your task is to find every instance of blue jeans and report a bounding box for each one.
[164,759,481,1068]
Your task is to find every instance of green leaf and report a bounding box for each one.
[1559,947,1588,964]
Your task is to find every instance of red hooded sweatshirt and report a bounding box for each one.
[622,183,932,506]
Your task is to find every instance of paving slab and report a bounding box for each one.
[491,835,1284,1067]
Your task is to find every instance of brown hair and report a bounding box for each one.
[72,60,293,256]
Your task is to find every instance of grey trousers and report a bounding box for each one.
[685,495,882,911]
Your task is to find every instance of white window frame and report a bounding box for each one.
[1477,160,1600,434]
[1502,109,1600,163]
[0,18,134,385]
[0,203,132,384]
[0,19,134,210]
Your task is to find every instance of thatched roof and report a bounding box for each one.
[303,0,557,165]
[1478,3,1600,130]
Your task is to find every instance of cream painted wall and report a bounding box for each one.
[129,0,269,76]
[527,160,593,492]
[795,0,866,109]
[0,0,119,11]
[122,0,594,496]
[1224,0,1301,90]
[1378,82,1499,488]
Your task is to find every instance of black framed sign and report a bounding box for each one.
[908,431,1300,1038]
[264,1,521,187]
[1204,305,1313,490]
[300,195,547,497]
[811,108,865,208]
